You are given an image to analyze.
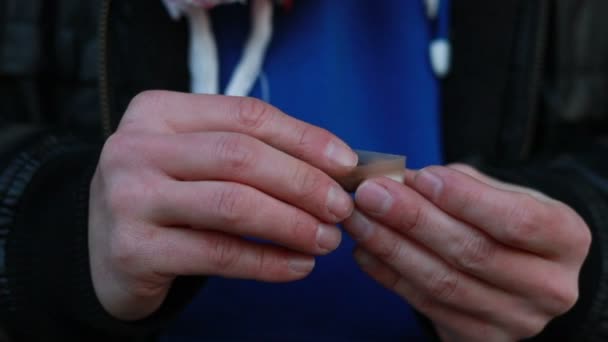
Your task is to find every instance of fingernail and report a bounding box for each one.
[355,181,393,215]
[353,249,377,267]
[316,224,342,253]
[289,257,316,274]
[416,168,443,199]
[327,185,354,220]
[345,210,374,241]
[325,140,358,168]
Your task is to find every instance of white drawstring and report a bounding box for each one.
[186,7,220,94]
[424,0,451,78]
[258,70,271,102]
[163,0,274,97]
[225,0,273,96]
[424,0,440,19]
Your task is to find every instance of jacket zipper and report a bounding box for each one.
[98,0,112,138]
[519,0,549,159]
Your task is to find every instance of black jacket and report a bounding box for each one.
[0,0,607,341]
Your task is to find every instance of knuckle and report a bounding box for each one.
[449,163,479,176]
[212,185,248,225]
[100,133,140,172]
[449,186,484,218]
[208,236,241,270]
[106,180,141,216]
[249,247,281,280]
[214,134,257,172]
[102,171,160,219]
[574,224,592,258]
[396,203,425,235]
[292,165,326,200]
[480,324,513,342]
[545,279,579,315]
[292,123,316,150]
[235,96,274,130]
[375,238,404,264]
[126,90,166,116]
[515,315,549,339]
[455,233,496,273]
[289,210,315,246]
[253,247,269,275]
[412,293,436,314]
[108,225,147,272]
[108,230,132,267]
[503,195,545,245]
[387,274,404,294]
[427,269,459,303]
[251,246,293,280]
[557,203,592,257]
[466,321,502,341]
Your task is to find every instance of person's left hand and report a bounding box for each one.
[343,164,591,341]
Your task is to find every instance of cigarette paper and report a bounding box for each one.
[335,150,407,192]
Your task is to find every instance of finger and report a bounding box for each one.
[405,166,573,256]
[404,165,554,204]
[352,179,571,309]
[147,227,315,282]
[448,164,555,203]
[142,132,353,223]
[148,180,343,255]
[122,91,358,175]
[343,211,551,334]
[352,249,538,341]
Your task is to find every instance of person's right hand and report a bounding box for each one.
[88,91,358,321]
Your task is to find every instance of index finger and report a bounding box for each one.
[120,91,358,175]
[408,166,577,257]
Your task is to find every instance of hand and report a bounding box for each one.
[344,164,591,341]
[89,91,357,320]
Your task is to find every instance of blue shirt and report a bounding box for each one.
[163,1,443,340]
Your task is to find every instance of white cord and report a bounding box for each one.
[186,7,220,94]
[424,0,440,19]
[225,0,273,96]
[430,39,450,77]
[162,0,274,97]
[161,0,183,20]
[259,70,271,102]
